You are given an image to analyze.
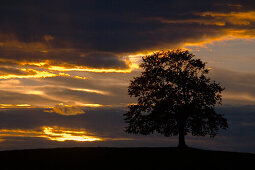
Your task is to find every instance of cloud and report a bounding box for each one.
[155,10,255,27]
[1,65,255,109]
[0,75,129,108]
[0,106,254,152]
[0,33,130,70]
[0,67,57,79]
[0,67,36,76]
[46,103,85,116]
[0,90,60,107]
[78,52,128,69]
[0,126,102,143]
[200,11,255,26]
[209,67,255,105]
[0,0,255,72]
[40,73,136,106]
[0,59,88,79]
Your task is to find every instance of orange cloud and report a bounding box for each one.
[0,104,34,108]
[0,65,87,80]
[42,126,101,142]
[0,68,57,79]
[146,17,226,26]
[77,103,105,107]
[16,59,139,73]
[48,64,138,73]
[0,126,102,142]
[0,103,106,109]
[45,103,85,116]
[70,88,110,95]
[183,11,255,48]
[201,11,255,26]
[0,11,254,83]
[44,103,106,116]
[144,11,255,50]
[182,29,255,49]
[150,11,255,27]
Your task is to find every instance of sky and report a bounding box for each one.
[0,0,254,152]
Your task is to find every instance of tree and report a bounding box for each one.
[124,49,228,148]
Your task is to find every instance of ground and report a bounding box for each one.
[0,147,254,169]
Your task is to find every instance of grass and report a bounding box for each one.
[0,147,254,169]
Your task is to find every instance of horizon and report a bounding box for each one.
[0,0,254,153]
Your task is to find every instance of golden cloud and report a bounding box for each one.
[144,11,255,50]
[47,64,139,73]
[0,79,112,109]
[45,103,85,116]
[146,16,227,26]
[182,28,255,49]
[0,104,34,108]
[0,103,106,109]
[0,65,86,80]
[76,103,105,107]
[0,126,102,142]
[150,11,255,27]
[42,126,101,142]
[0,11,254,83]
[70,88,110,95]
[201,11,255,26]
[4,58,139,74]
[0,68,57,79]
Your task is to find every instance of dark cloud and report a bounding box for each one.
[0,0,255,68]
[0,106,254,152]
[0,48,129,69]
[80,53,128,69]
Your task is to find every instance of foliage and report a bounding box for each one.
[124,49,228,141]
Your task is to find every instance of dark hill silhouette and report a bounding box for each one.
[0,147,254,170]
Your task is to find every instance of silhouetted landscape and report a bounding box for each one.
[1,1,255,169]
[0,147,254,170]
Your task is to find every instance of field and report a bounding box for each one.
[0,147,254,169]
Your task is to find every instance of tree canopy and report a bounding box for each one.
[124,49,228,147]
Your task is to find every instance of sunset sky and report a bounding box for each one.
[0,0,254,152]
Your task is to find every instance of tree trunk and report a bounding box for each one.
[178,120,186,149]
[178,128,186,148]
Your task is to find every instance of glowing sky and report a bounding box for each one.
[0,0,255,152]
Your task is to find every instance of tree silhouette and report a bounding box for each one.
[124,49,228,148]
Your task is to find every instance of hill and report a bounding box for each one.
[0,147,254,170]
